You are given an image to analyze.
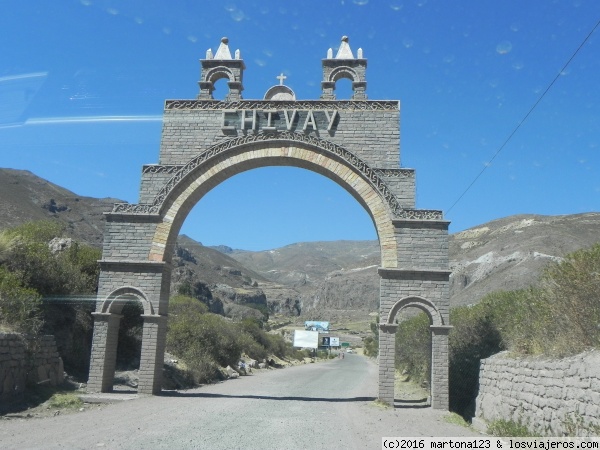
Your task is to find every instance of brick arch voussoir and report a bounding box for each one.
[203,66,235,85]
[148,135,400,267]
[100,286,154,316]
[329,66,360,83]
[386,296,443,327]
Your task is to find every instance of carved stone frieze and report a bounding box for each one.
[396,209,443,220]
[374,168,414,179]
[165,100,398,111]
[142,165,184,174]
[112,203,160,214]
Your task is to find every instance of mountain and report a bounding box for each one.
[0,169,299,318]
[231,213,600,312]
[0,168,118,247]
[1,168,598,320]
[449,213,600,306]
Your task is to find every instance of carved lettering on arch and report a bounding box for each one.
[220,109,339,133]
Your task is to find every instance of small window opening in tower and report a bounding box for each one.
[211,78,229,101]
[334,78,354,100]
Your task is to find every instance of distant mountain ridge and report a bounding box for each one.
[1,168,598,319]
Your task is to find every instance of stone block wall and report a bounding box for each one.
[393,220,450,271]
[158,101,401,169]
[0,334,64,405]
[475,351,600,436]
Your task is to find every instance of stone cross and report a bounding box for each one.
[276,73,287,85]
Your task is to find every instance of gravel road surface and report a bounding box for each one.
[0,355,482,449]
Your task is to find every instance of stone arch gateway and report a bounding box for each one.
[87,37,452,409]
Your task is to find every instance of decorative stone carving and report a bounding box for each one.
[165,100,397,111]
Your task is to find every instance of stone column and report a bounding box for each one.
[87,312,122,393]
[430,325,452,410]
[352,81,367,100]
[320,81,335,100]
[378,323,398,405]
[138,314,168,394]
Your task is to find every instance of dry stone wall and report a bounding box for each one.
[475,350,600,436]
[0,333,64,406]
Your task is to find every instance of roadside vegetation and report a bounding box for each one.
[365,243,600,420]
[0,221,100,377]
[166,294,306,384]
[1,221,309,390]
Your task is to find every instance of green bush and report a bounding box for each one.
[0,221,101,377]
[48,392,84,409]
[534,243,600,355]
[449,304,503,417]
[0,266,43,334]
[167,298,243,382]
[487,419,538,437]
[1,221,100,296]
[166,295,300,383]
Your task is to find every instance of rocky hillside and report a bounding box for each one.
[0,169,299,319]
[0,168,118,247]
[230,213,600,312]
[449,213,600,306]
[2,168,598,318]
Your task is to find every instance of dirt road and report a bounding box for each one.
[0,355,482,449]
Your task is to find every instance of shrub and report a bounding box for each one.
[167,308,242,373]
[363,316,379,357]
[0,221,101,377]
[449,305,503,418]
[1,221,101,296]
[0,266,43,334]
[487,419,538,437]
[48,392,84,409]
[535,243,600,355]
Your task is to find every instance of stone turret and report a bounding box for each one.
[198,37,245,101]
[321,36,367,100]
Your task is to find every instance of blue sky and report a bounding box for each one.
[1,1,599,251]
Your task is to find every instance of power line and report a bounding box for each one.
[446,18,600,216]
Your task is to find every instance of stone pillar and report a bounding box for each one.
[320,81,336,100]
[378,323,398,405]
[87,312,122,393]
[138,314,168,394]
[430,325,452,410]
[352,81,367,100]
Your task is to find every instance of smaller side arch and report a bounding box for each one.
[100,286,154,316]
[386,295,443,327]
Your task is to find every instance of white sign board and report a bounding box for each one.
[293,330,319,349]
[330,337,340,347]
[304,321,330,332]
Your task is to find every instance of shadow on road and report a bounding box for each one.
[161,391,376,403]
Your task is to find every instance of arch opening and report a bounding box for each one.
[115,299,143,377]
[210,77,230,101]
[333,78,354,100]
[384,296,445,408]
[393,308,432,408]
[149,140,399,270]
[181,166,377,251]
